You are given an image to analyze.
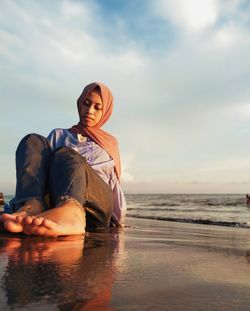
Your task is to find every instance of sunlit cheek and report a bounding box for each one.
[97,112,102,122]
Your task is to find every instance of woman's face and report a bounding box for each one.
[79,91,103,127]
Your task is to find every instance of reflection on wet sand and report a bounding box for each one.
[0,232,122,310]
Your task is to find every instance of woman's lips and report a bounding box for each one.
[82,115,94,121]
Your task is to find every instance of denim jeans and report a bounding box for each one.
[14,134,114,229]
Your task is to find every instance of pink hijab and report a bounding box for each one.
[69,82,121,180]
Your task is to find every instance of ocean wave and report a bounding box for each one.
[143,202,180,207]
[128,215,250,228]
[127,207,183,212]
[127,201,246,208]
[127,207,246,213]
[203,202,244,207]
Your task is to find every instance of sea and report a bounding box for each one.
[3,193,250,229]
[125,193,250,229]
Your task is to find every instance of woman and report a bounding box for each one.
[0,82,126,237]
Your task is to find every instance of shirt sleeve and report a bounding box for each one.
[47,128,64,151]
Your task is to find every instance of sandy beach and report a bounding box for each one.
[1,217,250,310]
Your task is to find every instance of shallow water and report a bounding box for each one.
[0,232,121,310]
[1,218,250,310]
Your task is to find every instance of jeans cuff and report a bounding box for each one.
[56,195,84,210]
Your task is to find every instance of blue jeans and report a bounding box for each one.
[14,134,114,229]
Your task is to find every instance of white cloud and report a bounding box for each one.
[121,152,135,183]
[203,22,250,52]
[155,0,219,32]
[60,0,90,19]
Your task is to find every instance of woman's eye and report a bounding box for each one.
[84,100,90,106]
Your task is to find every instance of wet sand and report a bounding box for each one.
[1,217,250,310]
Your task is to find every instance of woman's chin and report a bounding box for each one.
[80,121,92,127]
[80,118,95,127]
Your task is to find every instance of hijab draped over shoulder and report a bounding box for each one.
[69,82,121,181]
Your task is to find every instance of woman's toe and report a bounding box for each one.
[16,215,24,223]
[33,217,44,226]
[0,214,15,223]
[4,220,23,233]
[23,216,34,225]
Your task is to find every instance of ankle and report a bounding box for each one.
[55,200,86,223]
[56,197,83,209]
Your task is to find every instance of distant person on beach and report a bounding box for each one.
[0,82,126,237]
[0,193,4,206]
[246,194,250,206]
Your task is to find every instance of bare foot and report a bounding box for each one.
[2,199,45,233]
[21,202,86,237]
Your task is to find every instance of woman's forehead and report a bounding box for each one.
[88,89,101,97]
[86,90,102,103]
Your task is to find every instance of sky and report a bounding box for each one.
[1,0,250,194]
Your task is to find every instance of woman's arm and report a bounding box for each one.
[109,177,127,227]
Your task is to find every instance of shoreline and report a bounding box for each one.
[127,214,250,229]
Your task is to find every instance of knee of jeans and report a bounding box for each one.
[53,146,85,162]
[25,133,49,144]
[17,133,50,152]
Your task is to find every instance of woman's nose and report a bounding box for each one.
[88,104,95,115]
